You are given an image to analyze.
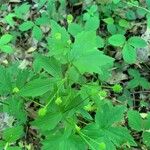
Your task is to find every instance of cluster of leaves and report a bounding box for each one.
[0,0,150,150]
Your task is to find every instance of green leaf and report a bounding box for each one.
[31,112,62,132]
[32,25,43,41]
[0,34,13,45]
[3,97,27,124]
[143,114,150,130]
[0,66,12,95]
[33,54,62,78]
[108,34,126,46]
[107,24,117,35]
[103,17,114,25]
[14,3,30,19]
[127,79,139,89]
[140,77,150,89]
[42,133,86,150]
[83,123,136,149]
[70,31,114,75]
[19,21,34,31]
[143,131,150,147]
[113,0,120,4]
[128,110,143,131]
[126,10,136,20]
[119,19,130,28]
[95,104,126,128]
[68,23,83,37]
[128,69,141,78]
[128,36,147,48]
[122,44,136,64]
[4,13,16,26]
[19,78,53,97]
[84,16,100,31]
[127,69,150,89]
[1,45,14,53]
[3,125,24,142]
[96,36,105,48]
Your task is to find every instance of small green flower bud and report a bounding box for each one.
[12,87,19,93]
[55,97,62,105]
[38,108,47,116]
[99,90,107,99]
[112,84,123,93]
[67,14,73,24]
[99,142,106,150]
[75,125,81,133]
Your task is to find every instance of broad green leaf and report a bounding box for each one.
[128,36,147,48]
[103,17,114,25]
[95,104,126,128]
[3,97,27,124]
[33,54,62,78]
[32,25,43,41]
[42,133,86,150]
[143,114,150,130]
[128,110,143,131]
[14,3,30,19]
[70,31,114,74]
[113,0,120,4]
[127,79,139,89]
[128,69,141,78]
[68,23,83,37]
[84,16,100,31]
[19,78,53,97]
[19,21,34,31]
[4,13,16,26]
[126,10,136,20]
[0,34,13,45]
[1,45,13,53]
[119,19,130,28]
[96,36,105,48]
[3,125,24,142]
[31,112,62,132]
[107,24,117,35]
[35,15,50,25]
[140,77,150,89]
[0,66,12,95]
[122,44,136,64]
[127,69,150,89]
[83,124,136,150]
[143,131,150,147]
[108,34,126,46]
[16,69,30,89]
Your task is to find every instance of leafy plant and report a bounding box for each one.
[0,0,150,150]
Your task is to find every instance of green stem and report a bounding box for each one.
[33,100,45,107]
[4,142,9,150]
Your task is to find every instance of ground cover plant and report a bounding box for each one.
[0,0,150,149]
